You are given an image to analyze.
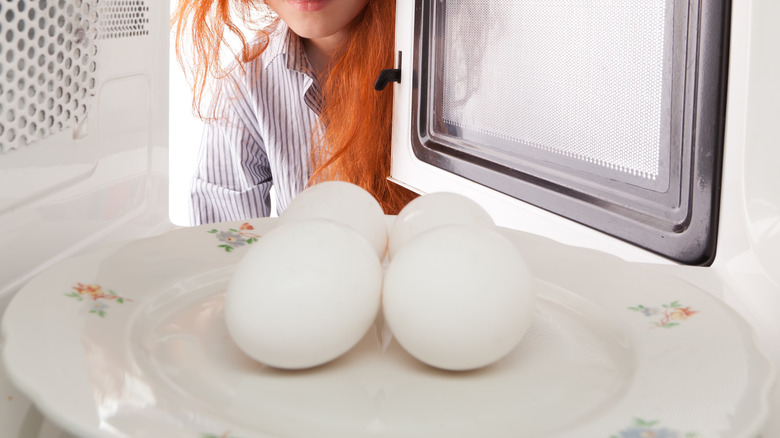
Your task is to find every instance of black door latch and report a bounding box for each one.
[374,68,401,91]
[374,52,403,91]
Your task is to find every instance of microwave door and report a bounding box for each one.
[392,0,729,265]
[391,0,779,434]
[0,1,172,435]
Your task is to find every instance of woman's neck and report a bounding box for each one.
[302,31,347,78]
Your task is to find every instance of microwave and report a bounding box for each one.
[1,0,778,437]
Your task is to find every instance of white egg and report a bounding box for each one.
[279,181,388,259]
[383,224,535,371]
[225,219,383,370]
[388,192,495,259]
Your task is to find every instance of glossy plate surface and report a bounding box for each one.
[2,219,774,438]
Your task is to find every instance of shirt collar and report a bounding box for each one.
[276,24,324,115]
[284,28,311,75]
[262,23,312,77]
[260,23,323,115]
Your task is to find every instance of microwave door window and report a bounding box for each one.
[437,1,670,191]
[411,0,729,265]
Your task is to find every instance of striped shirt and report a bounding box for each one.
[189,23,323,225]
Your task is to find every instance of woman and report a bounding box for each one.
[172,0,416,225]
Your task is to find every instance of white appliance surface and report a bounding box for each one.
[1,0,778,437]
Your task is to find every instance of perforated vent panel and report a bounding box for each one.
[0,0,150,153]
[0,0,99,152]
[97,0,150,40]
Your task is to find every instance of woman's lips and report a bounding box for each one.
[286,0,331,12]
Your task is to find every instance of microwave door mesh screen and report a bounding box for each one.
[438,0,669,188]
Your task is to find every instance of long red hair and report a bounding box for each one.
[172,0,416,214]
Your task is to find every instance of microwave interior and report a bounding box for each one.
[0,0,778,437]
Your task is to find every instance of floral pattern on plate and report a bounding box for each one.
[610,418,699,438]
[208,222,260,252]
[628,301,698,328]
[64,283,131,318]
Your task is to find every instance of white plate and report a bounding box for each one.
[2,219,774,438]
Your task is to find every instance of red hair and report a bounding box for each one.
[172,0,416,214]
